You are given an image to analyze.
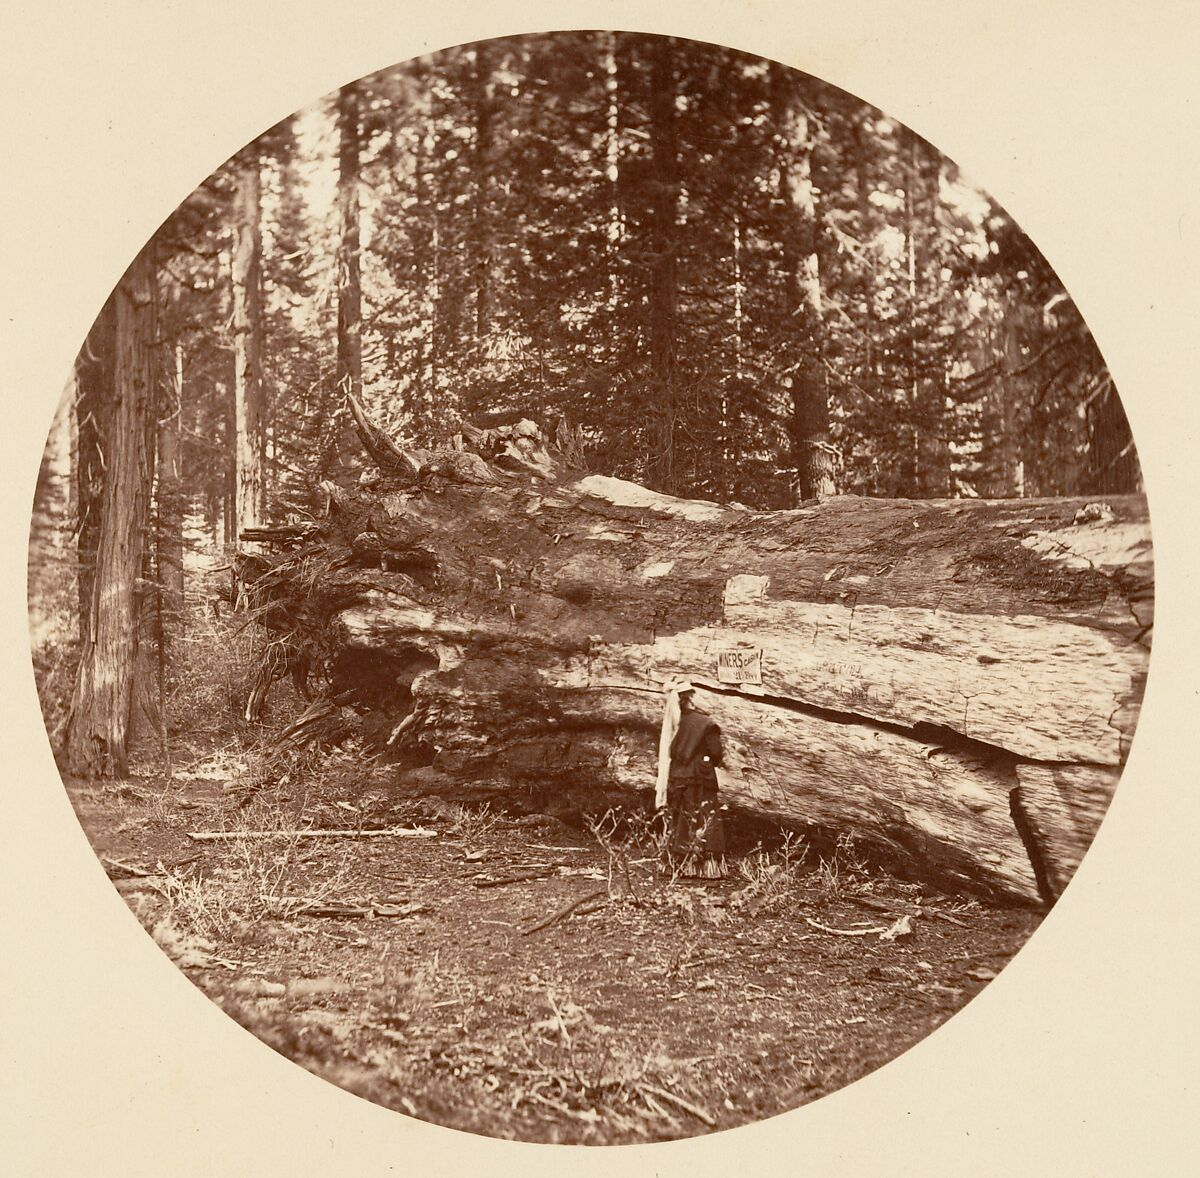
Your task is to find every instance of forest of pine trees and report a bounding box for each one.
[32,31,1140,775]
[90,32,1140,515]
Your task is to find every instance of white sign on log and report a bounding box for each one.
[717,646,762,685]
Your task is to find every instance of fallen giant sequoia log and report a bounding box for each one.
[239,403,1153,905]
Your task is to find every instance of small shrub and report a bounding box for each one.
[811,831,872,896]
[444,802,500,843]
[155,870,237,942]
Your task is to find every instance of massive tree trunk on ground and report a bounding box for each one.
[66,247,159,778]
[240,405,1152,905]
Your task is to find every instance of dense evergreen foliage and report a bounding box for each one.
[110,31,1136,537]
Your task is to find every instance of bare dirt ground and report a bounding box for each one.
[68,767,1042,1145]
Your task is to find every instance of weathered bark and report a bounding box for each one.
[156,343,185,649]
[324,80,364,489]
[66,247,159,778]
[908,138,950,499]
[74,296,116,643]
[240,406,1152,905]
[231,156,267,534]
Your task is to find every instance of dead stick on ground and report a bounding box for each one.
[186,826,437,843]
[637,1083,716,1127]
[745,982,786,1002]
[573,899,608,917]
[101,856,158,878]
[474,866,564,888]
[638,1089,677,1123]
[680,956,725,972]
[520,889,608,936]
[805,917,887,937]
[928,909,970,927]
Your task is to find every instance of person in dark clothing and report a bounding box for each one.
[657,682,728,878]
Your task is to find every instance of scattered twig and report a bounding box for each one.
[679,956,725,973]
[880,913,915,941]
[636,1083,716,1127]
[638,1088,678,1123]
[545,992,573,1048]
[473,865,565,888]
[267,897,428,919]
[520,889,608,936]
[186,826,437,843]
[927,908,970,928]
[526,1091,599,1123]
[852,895,912,916]
[101,856,159,879]
[745,982,786,1002]
[805,917,887,937]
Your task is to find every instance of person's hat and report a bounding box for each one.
[669,679,696,695]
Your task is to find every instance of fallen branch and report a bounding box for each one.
[101,856,159,879]
[474,866,563,888]
[679,956,726,973]
[526,1091,600,1123]
[852,895,969,928]
[520,889,608,936]
[573,899,609,918]
[805,917,887,937]
[745,982,786,1002]
[267,897,428,919]
[186,826,438,843]
[927,908,971,928]
[636,1083,716,1128]
[852,896,914,916]
[638,1088,678,1123]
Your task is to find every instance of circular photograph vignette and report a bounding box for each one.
[27,30,1152,1146]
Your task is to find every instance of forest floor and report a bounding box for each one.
[68,762,1042,1145]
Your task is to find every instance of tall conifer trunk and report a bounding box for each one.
[231,156,267,533]
[73,297,115,643]
[326,81,364,487]
[645,38,680,496]
[772,64,835,503]
[156,343,185,653]
[908,134,949,498]
[996,302,1027,498]
[66,247,159,778]
[472,42,497,343]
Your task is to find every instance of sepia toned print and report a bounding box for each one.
[27,31,1151,1145]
